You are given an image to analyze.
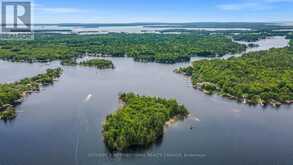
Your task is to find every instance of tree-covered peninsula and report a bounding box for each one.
[103,93,189,151]
[0,68,63,120]
[176,47,293,106]
[232,32,270,42]
[0,33,246,64]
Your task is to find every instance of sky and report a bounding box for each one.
[19,0,293,23]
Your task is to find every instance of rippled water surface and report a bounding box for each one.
[0,37,292,165]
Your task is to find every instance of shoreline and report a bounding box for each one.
[103,93,189,151]
[165,113,190,128]
[192,82,292,107]
[0,68,63,120]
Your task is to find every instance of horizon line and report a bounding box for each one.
[30,21,292,25]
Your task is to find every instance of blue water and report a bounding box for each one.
[0,37,292,165]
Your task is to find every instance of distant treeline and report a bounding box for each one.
[0,33,246,64]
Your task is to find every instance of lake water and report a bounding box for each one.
[0,37,292,165]
[190,36,290,61]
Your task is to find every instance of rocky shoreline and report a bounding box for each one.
[192,82,292,107]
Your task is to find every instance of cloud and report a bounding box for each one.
[40,8,83,14]
[33,4,88,14]
[31,4,98,23]
[264,0,293,2]
[218,0,293,11]
[217,2,271,11]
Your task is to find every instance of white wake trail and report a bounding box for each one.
[83,94,92,102]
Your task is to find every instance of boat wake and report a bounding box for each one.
[83,94,92,102]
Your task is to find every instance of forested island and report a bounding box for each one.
[80,59,114,69]
[103,93,189,151]
[62,58,114,69]
[0,33,246,64]
[0,68,63,120]
[176,46,293,106]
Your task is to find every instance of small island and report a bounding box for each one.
[247,43,259,48]
[0,68,63,120]
[102,93,189,151]
[61,58,114,69]
[176,47,293,106]
[79,59,114,69]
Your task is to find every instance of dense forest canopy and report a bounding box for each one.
[0,68,63,120]
[177,45,293,106]
[0,33,246,64]
[103,93,189,151]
